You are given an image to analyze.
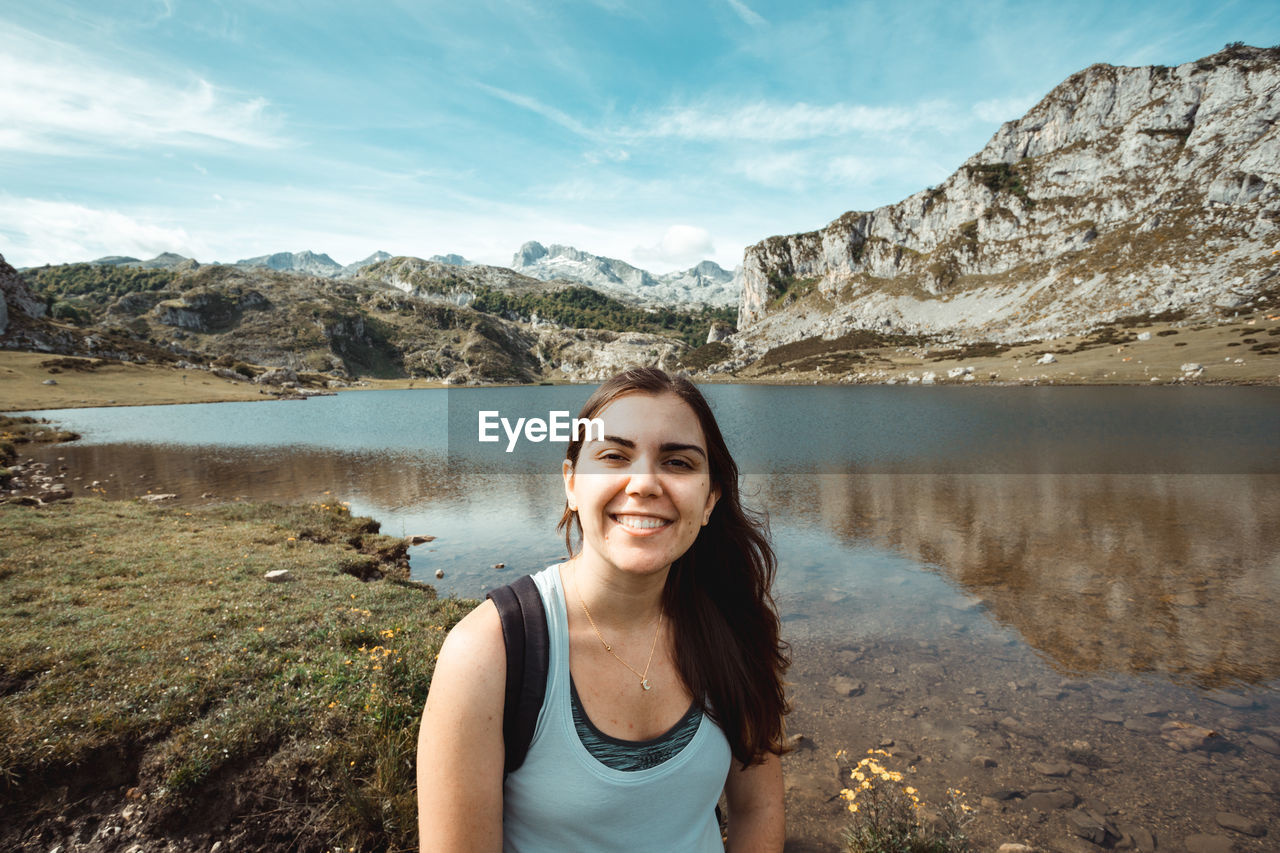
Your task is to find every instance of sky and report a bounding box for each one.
[1,1,1277,274]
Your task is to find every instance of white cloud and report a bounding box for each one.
[725,0,766,28]
[735,152,809,187]
[632,225,715,268]
[473,82,597,139]
[0,197,206,266]
[972,95,1040,124]
[584,149,631,164]
[627,99,961,142]
[0,28,283,154]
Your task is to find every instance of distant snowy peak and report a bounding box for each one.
[236,250,343,277]
[232,250,393,278]
[428,254,474,267]
[510,241,739,308]
[343,251,393,276]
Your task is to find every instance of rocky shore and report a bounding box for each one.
[781,623,1278,853]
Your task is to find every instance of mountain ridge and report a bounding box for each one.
[511,241,740,308]
[731,43,1280,362]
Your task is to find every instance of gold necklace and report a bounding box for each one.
[573,566,663,692]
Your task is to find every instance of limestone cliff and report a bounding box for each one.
[737,44,1280,350]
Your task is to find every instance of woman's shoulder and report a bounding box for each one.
[440,598,504,669]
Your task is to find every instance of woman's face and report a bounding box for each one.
[564,391,720,579]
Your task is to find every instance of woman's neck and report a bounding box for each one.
[562,554,668,631]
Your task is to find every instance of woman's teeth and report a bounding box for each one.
[614,515,669,530]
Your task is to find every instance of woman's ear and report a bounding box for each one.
[563,459,577,511]
[702,484,721,526]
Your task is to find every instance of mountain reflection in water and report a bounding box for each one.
[753,472,1280,689]
[33,439,1280,690]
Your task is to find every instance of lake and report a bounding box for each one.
[14,385,1280,850]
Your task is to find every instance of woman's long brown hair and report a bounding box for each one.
[557,367,790,766]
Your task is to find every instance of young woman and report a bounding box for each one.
[417,367,790,851]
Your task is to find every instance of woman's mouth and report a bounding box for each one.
[611,514,673,531]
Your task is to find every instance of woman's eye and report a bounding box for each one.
[666,457,694,470]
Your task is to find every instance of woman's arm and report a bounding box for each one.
[723,750,785,852]
[416,600,507,852]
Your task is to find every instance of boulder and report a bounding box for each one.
[255,367,299,386]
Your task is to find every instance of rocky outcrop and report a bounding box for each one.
[153,288,270,333]
[0,253,48,337]
[737,44,1280,348]
[361,256,552,303]
[532,327,687,382]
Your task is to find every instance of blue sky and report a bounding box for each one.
[2,1,1277,273]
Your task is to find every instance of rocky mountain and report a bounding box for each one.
[11,251,728,384]
[511,241,740,308]
[428,254,473,266]
[734,44,1280,354]
[0,253,47,337]
[342,251,393,277]
[235,250,345,278]
[92,253,199,272]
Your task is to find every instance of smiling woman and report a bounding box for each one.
[417,366,790,852]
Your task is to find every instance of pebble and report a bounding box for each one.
[785,733,816,751]
[1067,810,1113,845]
[1032,761,1072,777]
[435,569,444,579]
[264,570,293,583]
[408,535,436,545]
[1094,712,1124,724]
[1248,734,1280,755]
[829,676,866,697]
[1161,721,1220,751]
[1020,790,1076,811]
[1184,834,1236,853]
[981,796,1006,813]
[1249,777,1274,794]
[1115,824,1156,853]
[1123,717,1162,734]
[493,562,505,569]
[999,716,1036,737]
[995,845,1036,853]
[1205,692,1255,709]
[1215,813,1265,837]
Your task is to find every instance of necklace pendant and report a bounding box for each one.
[641,679,651,691]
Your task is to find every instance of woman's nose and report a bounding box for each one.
[624,462,663,496]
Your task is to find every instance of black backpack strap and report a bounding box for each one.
[485,574,549,775]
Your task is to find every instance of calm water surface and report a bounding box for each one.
[16,386,1280,849]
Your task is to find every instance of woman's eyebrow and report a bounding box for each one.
[661,442,706,459]
[600,435,707,459]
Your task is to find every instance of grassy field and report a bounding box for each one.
[0,497,475,852]
[737,309,1280,385]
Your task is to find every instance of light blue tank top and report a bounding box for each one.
[502,565,732,852]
